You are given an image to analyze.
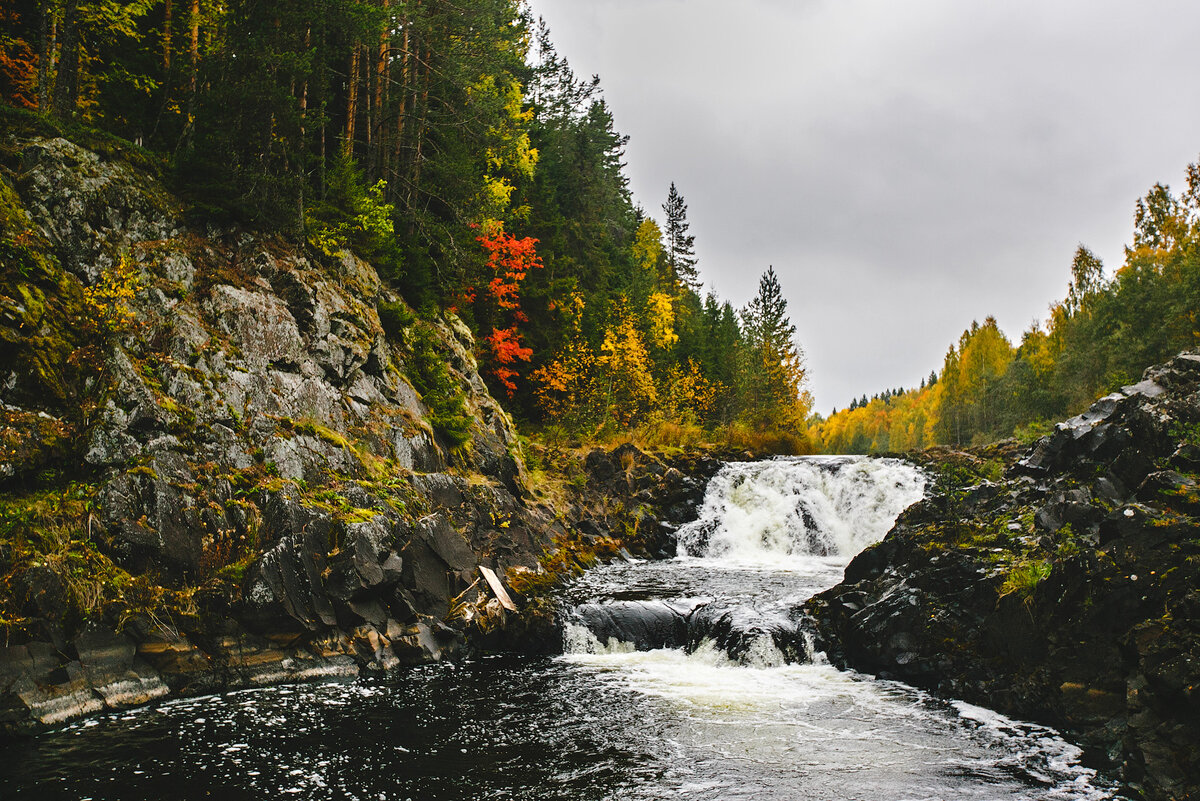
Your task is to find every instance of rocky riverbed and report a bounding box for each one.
[807,352,1200,801]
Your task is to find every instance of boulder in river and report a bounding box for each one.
[807,350,1200,801]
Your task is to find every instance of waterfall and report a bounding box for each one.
[675,456,926,562]
[564,456,926,662]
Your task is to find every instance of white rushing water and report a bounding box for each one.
[560,456,1123,800]
[675,456,926,563]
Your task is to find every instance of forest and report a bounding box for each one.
[0,0,813,450]
[813,173,1200,453]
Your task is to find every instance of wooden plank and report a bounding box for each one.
[478,565,518,612]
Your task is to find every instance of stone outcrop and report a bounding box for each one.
[0,131,722,736]
[807,352,1200,801]
[0,132,548,735]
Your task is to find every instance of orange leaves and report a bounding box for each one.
[530,293,593,423]
[485,326,533,397]
[471,222,542,398]
[475,222,542,312]
[0,21,37,109]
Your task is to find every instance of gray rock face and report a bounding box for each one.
[18,137,181,284]
[0,134,548,734]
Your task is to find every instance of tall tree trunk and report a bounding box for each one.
[371,0,389,179]
[51,0,80,119]
[188,0,199,96]
[320,101,327,197]
[393,14,410,178]
[299,26,310,136]
[163,0,172,70]
[344,44,361,160]
[37,5,55,112]
[407,50,430,220]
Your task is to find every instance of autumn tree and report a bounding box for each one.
[595,301,657,428]
[471,222,543,398]
[530,293,595,427]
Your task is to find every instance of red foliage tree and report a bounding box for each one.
[470,222,542,398]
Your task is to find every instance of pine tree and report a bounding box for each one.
[740,266,809,429]
[662,181,698,290]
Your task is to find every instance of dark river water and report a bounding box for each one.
[0,458,1127,800]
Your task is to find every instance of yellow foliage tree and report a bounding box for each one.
[657,358,719,423]
[596,302,657,428]
[530,293,594,425]
[632,218,665,282]
[646,291,678,351]
[471,74,538,222]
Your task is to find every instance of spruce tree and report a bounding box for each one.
[740,266,809,428]
[662,182,699,290]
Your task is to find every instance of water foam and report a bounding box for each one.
[675,456,925,563]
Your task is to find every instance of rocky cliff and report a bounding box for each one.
[0,130,713,735]
[807,353,1200,801]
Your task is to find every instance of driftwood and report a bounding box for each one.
[478,565,518,612]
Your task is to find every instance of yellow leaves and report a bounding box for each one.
[83,253,140,338]
[597,310,657,427]
[531,293,591,424]
[530,344,594,424]
[472,74,538,221]
[1021,323,1056,376]
[646,291,677,350]
[482,176,516,210]
[811,385,937,454]
[632,219,664,279]
[659,359,719,422]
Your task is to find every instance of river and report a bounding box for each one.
[0,457,1126,800]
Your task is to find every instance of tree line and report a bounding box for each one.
[1,1,813,446]
[812,163,1200,454]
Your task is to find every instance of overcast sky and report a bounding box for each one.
[524,0,1200,413]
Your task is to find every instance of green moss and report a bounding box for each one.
[999,559,1052,603]
[377,300,416,341]
[1170,422,1200,448]
[0,484,195,640]
[1014,419,1054,445]
[280,416,394,482]
[380,314,472,448]
[215,553,255,584]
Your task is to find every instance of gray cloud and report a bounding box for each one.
[526,0,1200,410]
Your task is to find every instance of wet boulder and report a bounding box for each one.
[809,350,1200,800]
[572,600,697,651]
[686,602,807,664]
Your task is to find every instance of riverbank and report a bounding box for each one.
[807,351,1200,801]
[4,455,1123,801]
[0,128,736,736]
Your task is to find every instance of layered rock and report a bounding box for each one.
[807,352,1200,801]
[0,132,554,735]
